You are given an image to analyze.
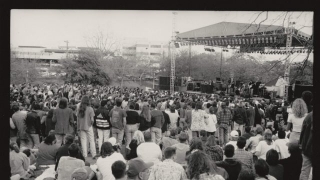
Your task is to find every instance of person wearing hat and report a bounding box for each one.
[171,132,189,165]
[226,130,239,150]
[148,147,187,180]
[71,166,94,180]
[127,158,154,180]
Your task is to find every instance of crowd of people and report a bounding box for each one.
[9,83,313,180]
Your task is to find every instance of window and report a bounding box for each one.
[123,47,136,50]
[136,44,149,48]
[150,45,161,48]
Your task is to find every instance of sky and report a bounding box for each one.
[11,10,313,48]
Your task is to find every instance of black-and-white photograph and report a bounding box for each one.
[10,10,313,180]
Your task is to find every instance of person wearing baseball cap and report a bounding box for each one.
[226,130,239,150]
[127,158,154,180]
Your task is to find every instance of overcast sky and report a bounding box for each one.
[11,10,313,48]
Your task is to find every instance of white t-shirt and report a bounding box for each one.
[165,110,179,129]
[137,142,162,165]
[274,138,290,159]
[96,152,126,180]
[205,114,217,132]
[287,113,307,132]
[247,134,262,153]
[255,141,275,160]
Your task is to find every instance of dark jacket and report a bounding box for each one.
[233,107,247,125]
[127,139,138,160]
[299,111,313,160]
[246,107,255,126]
[279,153,302,180]
[254,106,262,126]
[138,116,151,131]
[161,111,171,133]
[94,107,111,130]
[52,107,74,135]
[185,110,192,128]
[216,158,242,180]
[54,143,85,171]
[45,109,56,136]
[150,110,164,128]
[25,111,42,135]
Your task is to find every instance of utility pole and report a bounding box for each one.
[283,21,294,100]
[170,12,177,95]
[189,42,191,77]
[220,48,223,81]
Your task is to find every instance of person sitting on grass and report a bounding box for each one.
[56,143,86,180]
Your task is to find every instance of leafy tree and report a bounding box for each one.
[10,50,39,84]
[61,50,110,85]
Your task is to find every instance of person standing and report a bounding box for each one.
[299,111,313,180]
[95,99,111,152]
[246,102,255,128]
[138,104,152,132]
[125,103,139,149]
[287,98,308,144]
[25,103,42,149]
[77,96,97,158]
[205,107,217,136]
[11,105,29,148]
[165,105,179,130]
[190,102,208,138]
[52,98,74,147]
[109,98,127,144]
[150,103,165,145]
[232,102,247,136]
[216,102,233,147]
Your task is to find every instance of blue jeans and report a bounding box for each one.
[219,124,229,147]
[125,124,138,148]
[151,127,162,145]
[112,128,124,144]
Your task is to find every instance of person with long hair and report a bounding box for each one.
[286,98,308,144]
[127,130,145,160]
[206,107,217,137]
[255,129,275,160]
[255,159,277,180]
[52,97,74,147]
[216,102,233,147]
[187,151,224,180]
[191,102,208,138]
[138,104,151,132]
[204,135,223,162]
[96,142,126,180]
[77,96,97,158]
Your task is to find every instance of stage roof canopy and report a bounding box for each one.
[176,22,312,48]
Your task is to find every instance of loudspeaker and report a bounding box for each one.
[159,76,170,86]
